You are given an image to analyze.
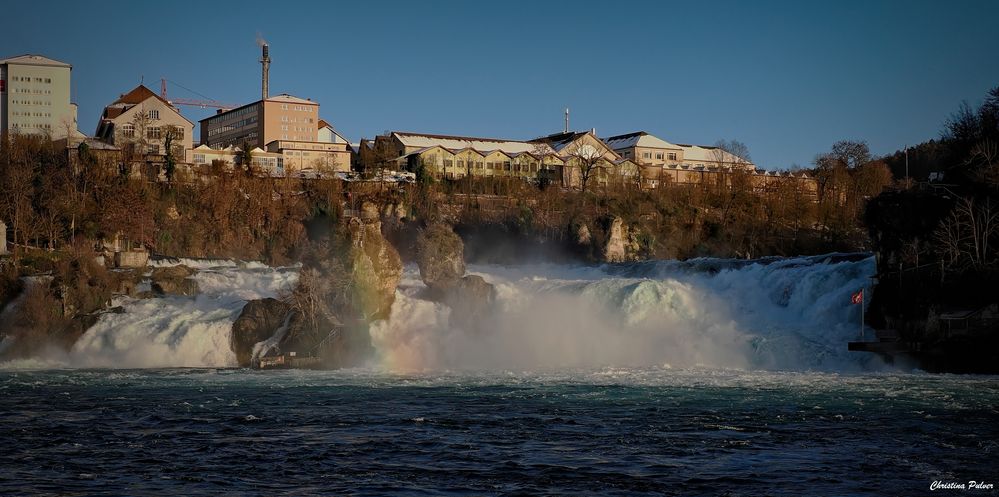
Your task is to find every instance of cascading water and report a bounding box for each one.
[3,254,881,372]
[370,254,883,372]
[7,262,300,369]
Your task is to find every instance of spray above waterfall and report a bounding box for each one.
[371,254,882,372]
[2,254,882,372]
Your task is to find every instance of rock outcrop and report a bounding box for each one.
[231,298,292,367]
[596,216,643,263]
[413,222,497,331]
[347,219,403,321]
[603,217,628,262]
[415,224,465,292]
[444,275,497,333]
[150,265,199,296]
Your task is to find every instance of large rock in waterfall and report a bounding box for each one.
[412,222,497,329]
[444,274,497,333]
[150,265,199,296]
[415,223,465,293]
[231,298,292,366]
[347,219,403,321]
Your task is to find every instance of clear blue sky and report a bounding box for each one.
[6,0,998,169]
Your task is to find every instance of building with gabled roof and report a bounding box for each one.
[1,54,80,140]
[94,84,193,159]
[604,131,683,164]
[675,143,753,169]
[529,130,622,189]
[389,131,553,156]
[318,119,349,144]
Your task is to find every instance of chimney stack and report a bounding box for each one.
[261,43,271,100]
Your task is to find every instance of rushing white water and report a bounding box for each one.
[7,265,300,369]
[371,255,885,372]
[3,254,883,372]
[250,312,293,366]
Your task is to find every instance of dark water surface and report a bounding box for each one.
[1,368,997,496]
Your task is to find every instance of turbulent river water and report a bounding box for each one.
[1,255,997,495]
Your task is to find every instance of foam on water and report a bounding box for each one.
[3,254,883,373]
[2,266,300,369]
[371,254,884,372]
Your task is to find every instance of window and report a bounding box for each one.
[172,127,184,140]
[444,159,453,168]
[148,110,159,120]
[122,123,135,138]
[486,162,493,170]
[148,127,161,139]
[476,161,483,169]
[655,152,664,160]
[457,160,464,169]
[643,152,651,159]
[147,144,160,154]
[193,153,206,164]
[667,153,677,161]
[504,161,511,171]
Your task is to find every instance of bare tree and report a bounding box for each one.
[0,136,39,260]
[564,140,607,193]
[712,139,752,169]
[933,196,999,271]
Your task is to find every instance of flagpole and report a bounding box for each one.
[860,289,865,341]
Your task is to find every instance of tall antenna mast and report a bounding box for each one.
[564,108,569,133]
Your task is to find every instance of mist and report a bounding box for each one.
[370,256,884,372]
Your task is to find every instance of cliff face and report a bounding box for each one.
[349,219,404,321]
[230,216,403,368]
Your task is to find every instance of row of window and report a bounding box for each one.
[622,150,678,161]
[280,104,313,112]
[9,76,52,83]
[120,124,184,140]
[10,123,53,129]
[10,111,52,117]
[9,99,52,106]
[10,88,52,95]
[207,120,253,136]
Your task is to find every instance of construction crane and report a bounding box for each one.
[160,78,237,110]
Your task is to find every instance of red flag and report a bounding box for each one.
[851,289,863,305]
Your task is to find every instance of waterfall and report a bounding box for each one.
[370,254,883,372]
[3,254,883,372]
